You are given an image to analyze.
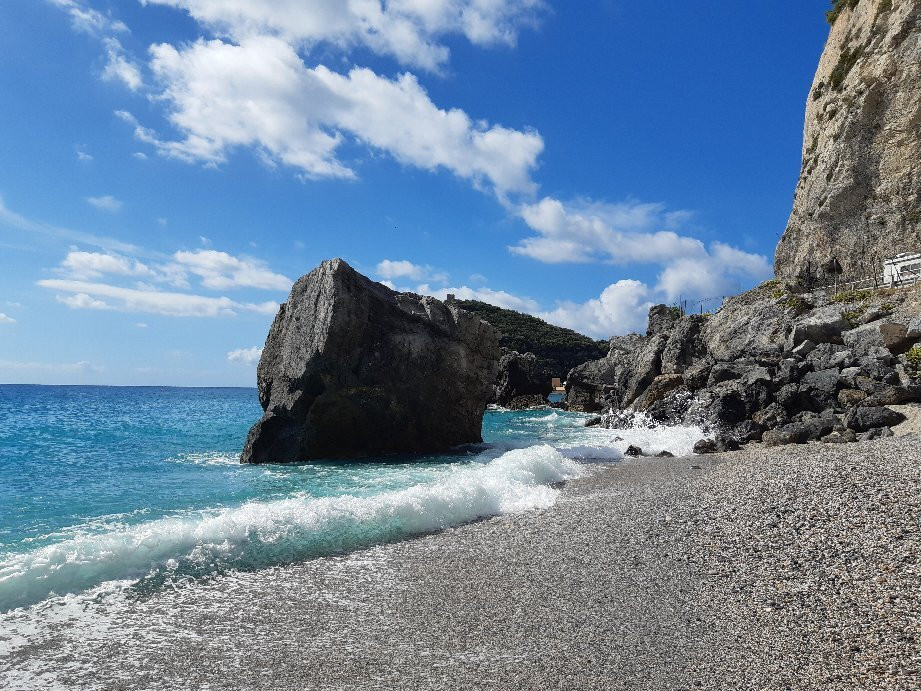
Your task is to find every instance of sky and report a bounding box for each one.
[0,1,832,386]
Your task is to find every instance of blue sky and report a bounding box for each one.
[0,1,831,386]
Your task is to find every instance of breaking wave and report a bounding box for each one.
[0,445,580,612]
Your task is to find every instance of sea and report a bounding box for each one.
[0,385,703,685]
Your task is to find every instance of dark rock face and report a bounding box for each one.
[494,351,550,407]
[844,406,907,433]
[241,259,499,464]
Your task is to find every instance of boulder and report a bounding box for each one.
[763,415,837,446]
[837,388,867,408]
[703,287,792,361]
[798,368,842,412]
[856,427,895,442]
[861,385,920,407]
[821,429,857,444]
[494,351,550,407]
[752,403,789,430]
[631,374,685,412]
[789,306,850,347]
[843,406,907,433]
[240,259,499,463]
[844,322,916,356]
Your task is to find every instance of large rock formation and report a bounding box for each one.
[775,0,921,281]
[494,350,551,408]
[241,259,499,464]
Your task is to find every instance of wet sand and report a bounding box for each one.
[4,435,920,690]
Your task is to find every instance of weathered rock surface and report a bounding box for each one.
[494,351,550,407]
[241,259,499,463]
[775,0,921,281]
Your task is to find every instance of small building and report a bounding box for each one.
[551,377,566,393]
[883,253,921,287]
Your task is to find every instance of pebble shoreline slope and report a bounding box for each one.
[4,435,918,690]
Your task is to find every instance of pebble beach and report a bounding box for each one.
[5,429,919,690]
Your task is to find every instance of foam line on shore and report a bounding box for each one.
[0,445,581,612]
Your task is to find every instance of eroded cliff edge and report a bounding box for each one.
[775,0,920,280]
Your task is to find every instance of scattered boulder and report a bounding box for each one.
[240,259,499,464]
[856,427,895,442]
[655,450,675,458]
[584,416,602,428]
[837,388,867,408]
[821,429,857,444]
[753,403,789,430]
[624,445,644,457]
[844,406,907,433]
[798,368,842,412]
[861,385,919,407]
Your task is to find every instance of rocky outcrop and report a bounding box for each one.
[494,351,550,407]
[579,283,921,450]
[241,259,499,463]
[775,0,921,281]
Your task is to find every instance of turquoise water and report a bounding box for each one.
[0,385,702,613]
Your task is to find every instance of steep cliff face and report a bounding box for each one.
[775,0,921,281]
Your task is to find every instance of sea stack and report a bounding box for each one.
[775,0,920,281]
[241,259,499,463]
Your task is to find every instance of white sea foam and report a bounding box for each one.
[0,445,580,613]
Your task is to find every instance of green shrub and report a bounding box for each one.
[832,289,872,303]
[826,0,859,25]
[830,44,864,90]
[842,306,866,326]
[906,345,921,378]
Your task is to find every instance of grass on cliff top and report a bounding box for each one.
[456,300,608,378]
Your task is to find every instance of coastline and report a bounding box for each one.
[5,434,919,690]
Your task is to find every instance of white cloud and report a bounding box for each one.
[537,280,654,339]
[57,293,111,310]
[143,0,544,72]
[122,36,541,197]
[40,279,279,317]
[86,195,123,212]
[227,346,263,365]
[133,152,149,160]
[0,313,16,324]
[376,259,448,283]
[76,146,93,162]
[135,322,148,328]
[49,0,128,35]
[102,38,143,91]
[513,196,772,302]
[60,250,153,280]
[171,249,292,291]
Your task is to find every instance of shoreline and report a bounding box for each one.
[4,435,920,690]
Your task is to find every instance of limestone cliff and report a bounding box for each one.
[775,0,920,281]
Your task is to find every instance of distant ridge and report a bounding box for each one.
[456,300,608,382]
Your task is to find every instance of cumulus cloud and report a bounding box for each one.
[537,280,654,338]
[143,0,544,72]
[227,346,263,365]
[376,259,447,283]
[102,38,143,91]
[172,250,292,291]
[56,293,111,310]
[0,313,16,324]
[117,36,541,197]
[41,279,279,318]
[513,196,772,302]
[60,250,153,280]
[86,195,123,212]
